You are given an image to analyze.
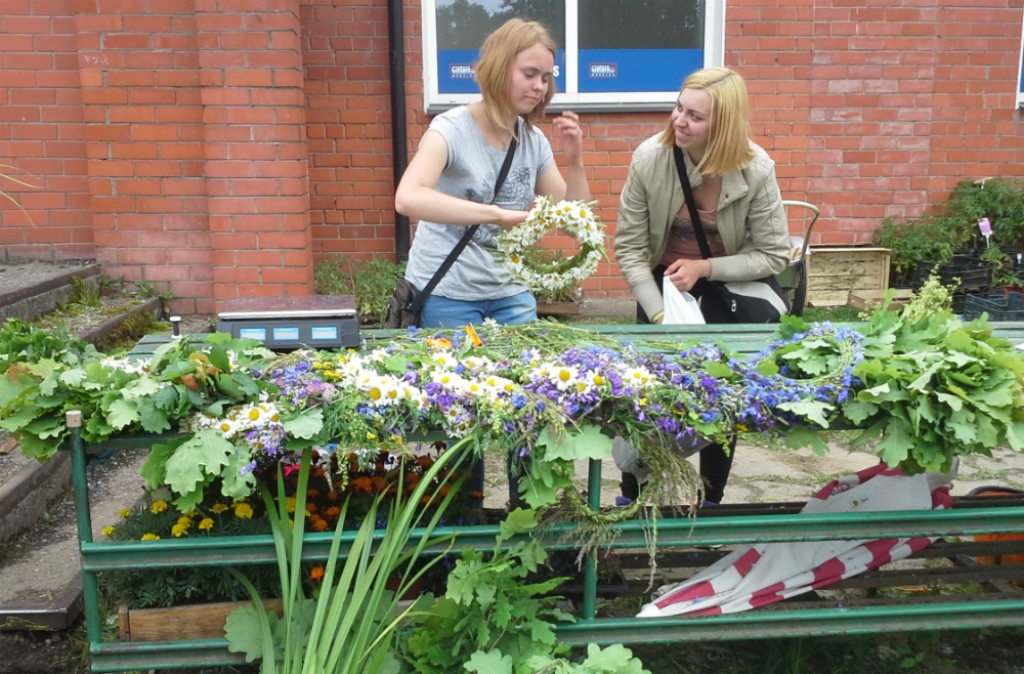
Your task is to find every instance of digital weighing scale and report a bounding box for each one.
[216,295,361,350]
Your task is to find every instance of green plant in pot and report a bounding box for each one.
[944,178,1024,252]
[873,217,966,287]
[223,441,471,674]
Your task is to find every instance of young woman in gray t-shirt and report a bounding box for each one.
[395,18,591,328]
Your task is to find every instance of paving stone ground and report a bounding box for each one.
[483,435,1024,509]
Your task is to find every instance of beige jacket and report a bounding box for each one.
[615,134,791,319]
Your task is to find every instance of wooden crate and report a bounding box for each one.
[806,246,891,307]
[847,288,914,312]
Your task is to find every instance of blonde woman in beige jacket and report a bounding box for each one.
[614,67,791,505]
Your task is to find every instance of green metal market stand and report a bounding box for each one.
[66,323,1024,672]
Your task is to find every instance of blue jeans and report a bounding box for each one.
[420,292,537,328]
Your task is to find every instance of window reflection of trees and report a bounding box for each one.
[579,0,703,50]
[435,0,564,50]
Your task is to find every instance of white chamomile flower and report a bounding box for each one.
[623,366,655,390]
[462,355,493,373]
[551,365,579,391]
[431,350,457,369]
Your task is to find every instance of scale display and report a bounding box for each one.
[216,295,360,350]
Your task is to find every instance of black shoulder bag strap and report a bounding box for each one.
[408,122,520,314]
[672,145,714,260]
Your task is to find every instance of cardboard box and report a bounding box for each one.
[806,246,891,307]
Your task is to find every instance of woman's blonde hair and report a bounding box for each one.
[475,18,557,137]
[659,67,755,176]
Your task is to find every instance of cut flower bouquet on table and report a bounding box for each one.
[2,290,1024,524]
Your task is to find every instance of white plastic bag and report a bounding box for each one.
[662,277,705,324]
[611,436,651,487]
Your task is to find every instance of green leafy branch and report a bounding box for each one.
[399,508,650,674]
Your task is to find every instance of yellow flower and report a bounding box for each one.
[211,503,229,514]
[151,500,168,514]
[171,523,188,538]
[285,497,297,514]
[176,516,192,529]
[118,509,132,518]
[101,526,115,537]
[234,503,254,519]
[141,533,160,541]
[198,518,214,531]
[185,509,199,518]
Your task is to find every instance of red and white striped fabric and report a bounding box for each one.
[637,463,956,618]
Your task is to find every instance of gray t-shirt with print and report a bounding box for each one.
[405,106,555,301]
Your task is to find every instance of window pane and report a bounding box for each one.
[435,0,566,94]
[578,0,703,92]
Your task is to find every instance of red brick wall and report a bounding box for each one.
[0,0,93,259]
[2,0,1024,309]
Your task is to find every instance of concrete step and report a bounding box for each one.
[0,261,101,325]
[0,261,165,631]
[0,449,148,631]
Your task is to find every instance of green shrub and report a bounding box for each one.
[874,178,1024,286]
[314,255,406,326]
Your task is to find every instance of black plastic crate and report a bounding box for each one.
[951,292,967,315]
[962,292,1024,322]
[913,255,995,292]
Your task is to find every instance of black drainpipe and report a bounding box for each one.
[387,0,411,261]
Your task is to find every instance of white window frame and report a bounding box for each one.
[1018,11,1024,108]
[422,0,726,114]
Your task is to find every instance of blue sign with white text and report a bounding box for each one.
[438,49,566,94]
[579,49,702,93]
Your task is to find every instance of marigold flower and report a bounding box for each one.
[371,476,388,492]
[211,503,229,514]
[311,518,329,532]
[306,488,320,498]
[310,566,325,582]
[118,509,132,518]
[198,518,214,531]
[305,503,318,514]
[327,490,340,501]
[101,525,115,537]
[351,477,374,495]
[177,516,192,529]
[234,503,254,519]
[150,500,168,514]
[171,523,188,538]
[141,533,160,541]
[285,497,297,513]
[325,506,341,519]
[470,491,484,500]
[438,486,452,497]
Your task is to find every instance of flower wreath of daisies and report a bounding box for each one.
[497,196,606,295]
